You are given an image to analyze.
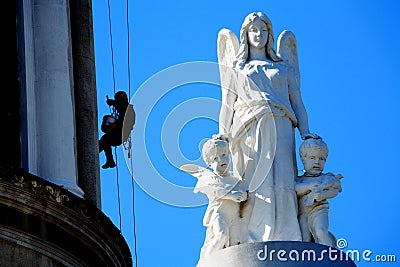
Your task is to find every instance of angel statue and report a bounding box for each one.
[217,11,320,243]
[180,135,247,259]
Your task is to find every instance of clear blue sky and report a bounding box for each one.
[92,1,400,266]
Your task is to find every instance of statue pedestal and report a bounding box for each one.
[197,241,357,267]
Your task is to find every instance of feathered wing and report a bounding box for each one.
[179,164,213,179]
[179,164,216,194]
[217,28,239,92]
[277,30,300,86]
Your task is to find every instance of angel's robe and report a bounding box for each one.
[227,59,303,242]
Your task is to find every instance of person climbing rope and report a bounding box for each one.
[99,90,136,169]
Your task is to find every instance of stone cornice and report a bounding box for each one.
[0,167,132,266]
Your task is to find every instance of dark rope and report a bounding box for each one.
[107,0,122,231]
[126,0,138,265]
[114,146,122,230]
[107,0,116,94]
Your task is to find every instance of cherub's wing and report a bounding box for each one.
[277,30,300,86]
[179,164,214,180]
[180,164,216,194]
[217,28,239,90]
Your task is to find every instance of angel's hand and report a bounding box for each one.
[301,132,321,140]
[238,190,249,201]
[227,190,247,202]
[213,133,230,142]
[314,192,325,202]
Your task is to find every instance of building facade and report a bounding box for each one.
[0,0,132,265]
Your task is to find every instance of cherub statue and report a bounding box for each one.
[180,135,247,258]
[295,138,343,247]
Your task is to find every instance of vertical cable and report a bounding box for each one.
[107,0,116,94]
[126,0,138,265]
[126,0,131,97]
[131,157,138,266]
[107,0,122,231]
[115,147,122,230]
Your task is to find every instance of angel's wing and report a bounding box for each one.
[277,30,300,86]
[179,164,214,180]
[217,28,239,90]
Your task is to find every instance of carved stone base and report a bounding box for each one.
[197,241,357,267]
[0,167,132,267]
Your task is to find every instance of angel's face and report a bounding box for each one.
[247,19,268,49]
[209,144,230,175]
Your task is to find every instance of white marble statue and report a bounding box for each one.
[180,135,247,258]
[217,11,320,243]
[295,138,342,247]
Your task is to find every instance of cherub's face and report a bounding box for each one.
[209,145,230,175]
[301,148,327,176]
[247,19,269,49]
